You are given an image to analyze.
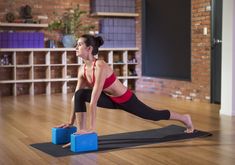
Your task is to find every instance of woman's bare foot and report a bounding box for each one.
[169,111,194,133]
[183,114,194,133]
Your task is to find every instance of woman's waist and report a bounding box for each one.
[106,89,133,104]
[103,83,127,96]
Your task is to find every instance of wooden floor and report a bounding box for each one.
[0,92,235,165]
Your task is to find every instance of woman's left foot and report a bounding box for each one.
[183,114,194,133]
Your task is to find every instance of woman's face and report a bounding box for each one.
[75,38,89,58]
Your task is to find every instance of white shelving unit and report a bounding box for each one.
[0,48,139,96]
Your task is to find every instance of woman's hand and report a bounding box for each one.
[55,123,72,128]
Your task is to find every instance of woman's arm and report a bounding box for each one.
[87,61,107,131]
[75,65,87,93]
[69,66,87,124]
[56,66,86,128]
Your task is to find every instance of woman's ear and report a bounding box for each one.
[87,46,93,54]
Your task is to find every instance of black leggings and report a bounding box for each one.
[74,89,170,121]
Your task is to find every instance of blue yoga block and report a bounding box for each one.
[52,126,77,144]
[71,133,98,152]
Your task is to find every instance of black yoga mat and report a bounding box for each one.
[30,125,212,157]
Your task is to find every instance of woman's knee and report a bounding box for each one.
[74,89,91,102]
[75,89,87,99]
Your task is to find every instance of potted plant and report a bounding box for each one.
[48,5,95,48]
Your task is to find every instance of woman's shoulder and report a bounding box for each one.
[95,59,113,75]
[96,59,108,68]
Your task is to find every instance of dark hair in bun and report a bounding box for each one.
[81,34,104,55]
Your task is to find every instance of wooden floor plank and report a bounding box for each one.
[0,92,234,165]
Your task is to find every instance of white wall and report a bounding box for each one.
[233,0,235,115]
[220,0,235,116]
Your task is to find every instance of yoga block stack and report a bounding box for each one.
[51,127,98,152]
[71,133,98,152]
[52,126,77,144]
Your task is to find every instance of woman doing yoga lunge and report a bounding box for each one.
[56,34,194,134]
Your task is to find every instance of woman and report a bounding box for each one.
[56,34,194,134]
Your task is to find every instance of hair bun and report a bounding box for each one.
[95,36,104,47]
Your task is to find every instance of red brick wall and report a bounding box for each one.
[135,0,212,102]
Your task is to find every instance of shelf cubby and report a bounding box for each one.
[16,52,32,65]
[113,51,124,63]
[0,67,14,81]
[16,67,32,80]
[16,83,31,95]
[33,51,47,65]
[0,51,14,65]
[34,82,47,95]
[34,66,48,79]
[50,51,63,64]
[51,81,63,94]
[127,51,137,64]
[0,84,14,96]
[51,66,64,79]
[127,64,137,76]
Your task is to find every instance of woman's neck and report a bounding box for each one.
[84,56,96,66]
